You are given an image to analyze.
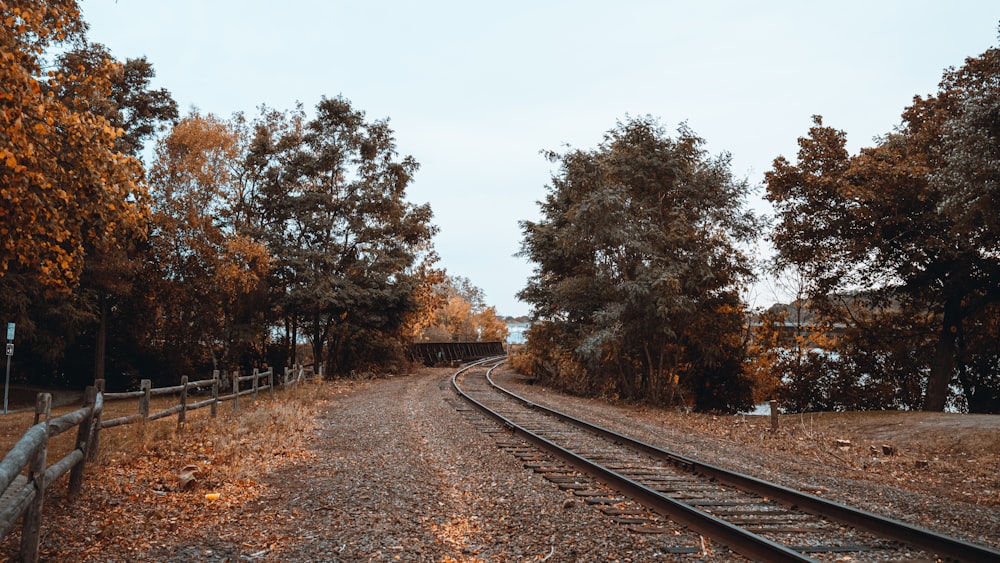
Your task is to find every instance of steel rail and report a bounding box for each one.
[454,359,1000,563]
[453,359,814,562]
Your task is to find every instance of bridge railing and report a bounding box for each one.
[408,341,505,366]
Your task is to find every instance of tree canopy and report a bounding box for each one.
[248,97,437,375]
[411,274,509,343]
[0,2,440,388]
[765,44,1000,412]
[1,1,146,293]
[517,117,761,412]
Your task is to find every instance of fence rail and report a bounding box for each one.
[0,387,101,562]
[0,363,318,562]
[100,367,274,429]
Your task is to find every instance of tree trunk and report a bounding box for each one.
[311,310,323,370]
[924,297,961,411]
[93,295,107,383]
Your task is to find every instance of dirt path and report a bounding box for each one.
[134,371,666,561]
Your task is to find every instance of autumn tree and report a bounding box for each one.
[0,1,156,386]
[518,117,760,412]
[765,43,1000,412]
[413,274,509,342]
[0,1,146,295]
[399,252,446,341]
[49,42,178,385]
[53,44,178,159]
[251,97,436,375]
[144,112,269,379]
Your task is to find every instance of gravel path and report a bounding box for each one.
[229,370,697,562]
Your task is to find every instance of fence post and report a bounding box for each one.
[68,386,98,498]
[284,366,291,386]
[252,368,259,402]
[20,393,51,563]
[232,369,240,413]
[211,369,219,418]
[178,375,189,428]
[87,379,105,462]
[139,379,151,419]
[267,366,274,399]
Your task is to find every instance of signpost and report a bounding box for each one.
[4,322,13,414]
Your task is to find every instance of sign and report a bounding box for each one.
[5,323,12,341]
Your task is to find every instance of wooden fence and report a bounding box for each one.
[0,363,318,562]
[0,387,101,562]
[100,367,274,430]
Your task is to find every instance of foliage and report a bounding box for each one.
[249,97,437,376]
[143,112,269,379]
[412,274,509,342]
[765,43,1000,412]
[53,43,178,159]
[56,42,178,387]
[0,1,179,389]
[518,117,760,412]
[771,303,931,412]
[0,1,146,294]
[1,5,442,388]
[743,309,786,404]
[399,252,446,341]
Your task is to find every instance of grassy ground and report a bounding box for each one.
[0,377,340,559]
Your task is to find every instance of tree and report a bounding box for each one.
[399,251,446,341]
[1,1,146,294]
[1,2,156,388]
[253,97,436,375]
[518,117,760,412]
[411,274,509,342]
[765,44,1000,412]
[53,43,178,159]
[145,111,269,378]
[50,42,178,384]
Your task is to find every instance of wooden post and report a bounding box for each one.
[769,399,779,431]
[267,366,274,399]
[232,369,240,413]
[284,366,291,386]
[20,393,51,563]
[178,375,188,427]
[68,386,97,498]
[139,379,151,419]
[252,368,259,402]
[211,370,219,418]
[87,379,105,462]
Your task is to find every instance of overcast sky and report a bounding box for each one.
[79,1,998,316]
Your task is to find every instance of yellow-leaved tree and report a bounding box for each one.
[145,112,269,372]
[0,0,146,292]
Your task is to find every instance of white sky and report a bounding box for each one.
[79,1,999,316]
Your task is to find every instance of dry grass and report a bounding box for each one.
[93,381,329,481]
[656,409,1000,509]
[0,380,334,490]
[0,380,342,560]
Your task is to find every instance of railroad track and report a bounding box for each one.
[452,358,1000,562]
